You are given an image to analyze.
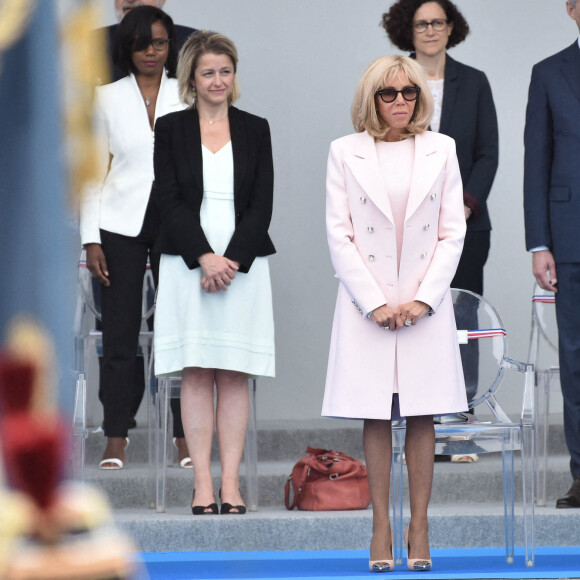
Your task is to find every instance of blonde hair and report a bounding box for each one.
[177,30,241,108]
[351,55,433,140]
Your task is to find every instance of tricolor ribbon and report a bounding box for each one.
[467,329,506,340]
[532,295,555,304]
[457,328,506,344]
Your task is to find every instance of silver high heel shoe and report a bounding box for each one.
[404,527,432,572]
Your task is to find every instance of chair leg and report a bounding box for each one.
[72,373,87,481]
[155,378,170,513]
[147,376,156,509]
[534,371,550,507]
[501,448,515,564]
[244,378,259,512]
[391,426,405,566]
[521,423,535,567]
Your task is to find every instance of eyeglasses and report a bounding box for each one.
[413,19,449,33]
[375,86,421,104]
[149,38,170,51]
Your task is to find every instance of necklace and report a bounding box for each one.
[144,96,151,107]
[200,114,228,125]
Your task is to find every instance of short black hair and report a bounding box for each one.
[113,5,178,78]
[381,0,470,52]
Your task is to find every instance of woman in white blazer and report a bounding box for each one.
[323,55,467,573]
[80,6,188,469]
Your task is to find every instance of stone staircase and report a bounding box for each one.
[82,417,580,554]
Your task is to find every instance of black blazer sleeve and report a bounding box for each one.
[439,57,498,232]
[153,112,213,268]
[223,114,275,271]
[461,71,498,212]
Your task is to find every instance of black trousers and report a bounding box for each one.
[554,263,580,477]
[451,230,490,407]
[98,204,183,438]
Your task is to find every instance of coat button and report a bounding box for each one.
[423,224,430,230]
[430,193,437,200]
[368,255,375,262]
[421,252,427,259]
[368,226,374,233]
[360,196,366,204]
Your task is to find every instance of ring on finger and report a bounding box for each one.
[383,325,390,330]
[404,320,412,327]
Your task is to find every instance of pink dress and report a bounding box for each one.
[375,137,415,395]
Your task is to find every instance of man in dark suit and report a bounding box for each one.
[100,0,195,83]
[524,0,580,508]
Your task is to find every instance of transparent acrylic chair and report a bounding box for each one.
[72,250,156,476]
[148,363,259,513]
[527,282,559,507]
[391,289,535,567]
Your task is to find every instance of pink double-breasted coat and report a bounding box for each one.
[322,130,468,420]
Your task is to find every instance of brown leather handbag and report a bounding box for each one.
[284,446,371,511]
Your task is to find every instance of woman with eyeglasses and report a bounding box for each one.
[382,0,499,462]
[322,55,467,572]
[80,6,190,470]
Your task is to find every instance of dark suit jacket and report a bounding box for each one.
[98,23,195,83]
[437,55,499,233]
[524,42,580,263]
[153,106,276,273]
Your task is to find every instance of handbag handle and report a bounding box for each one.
[284,462,310,510]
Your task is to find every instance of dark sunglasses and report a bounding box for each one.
[375,86,421,104]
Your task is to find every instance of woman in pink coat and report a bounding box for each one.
[322,55,467,573]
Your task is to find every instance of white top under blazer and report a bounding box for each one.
[80,72,185,245]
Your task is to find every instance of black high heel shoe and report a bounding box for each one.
[191,491,218,515]
[219,488,247,515]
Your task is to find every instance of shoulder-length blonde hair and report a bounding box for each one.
[351,55,433,140]
[177,30,241,108]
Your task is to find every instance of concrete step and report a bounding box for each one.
[85,453,575,510]
[83,416,569,464]
[112,504,580,553]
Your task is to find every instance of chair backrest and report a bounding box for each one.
[528,282,558,367]
[77,250,155,323]
[451,288,508,409]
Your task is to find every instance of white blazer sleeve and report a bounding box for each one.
[79,91,110,246]
[326,140,387,316]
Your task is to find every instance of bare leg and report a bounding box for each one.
[216,370,249,511]
[181,367,216,510]
[363,419,393,561]
[405,414,435,560]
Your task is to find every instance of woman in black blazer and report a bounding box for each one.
[382,0,499,462]
[153,31,275,515]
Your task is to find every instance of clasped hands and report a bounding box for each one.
[199,253,239,293]
[370,300,430,331]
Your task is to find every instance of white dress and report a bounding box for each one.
[154,142,275,378]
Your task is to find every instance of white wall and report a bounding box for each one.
[98,1,572,422]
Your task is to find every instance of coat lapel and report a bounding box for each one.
[229,107,247,197]
[405,132,445,221]
[438,55,458,134]
[346,131,395,224]
[183,107,203,194]
[561,42,580,107]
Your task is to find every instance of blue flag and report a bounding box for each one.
[0,1,76,412]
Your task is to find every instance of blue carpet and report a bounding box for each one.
[141,547,580,579]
